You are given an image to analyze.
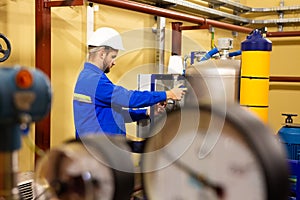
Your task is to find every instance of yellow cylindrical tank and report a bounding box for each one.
[240,29,272,123]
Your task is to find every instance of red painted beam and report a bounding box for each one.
[35,0,51,163]
[44,0,84,7]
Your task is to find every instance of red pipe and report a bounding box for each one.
[270,76,300,82]
[180,25,210,31]
[44,0,84,7]
[267,31,300,37]
[172,22,183,55]
[90,0,252,34]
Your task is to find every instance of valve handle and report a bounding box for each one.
[282,113,298,124]
[0,33,11,62]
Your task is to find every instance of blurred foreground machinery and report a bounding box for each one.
[278,114,300,200]
[35,105,290,200]
[0,66,52,199]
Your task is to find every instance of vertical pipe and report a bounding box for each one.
[35,0,51,162]
[156,17,166,74]
[87,3,94,45]
[210,28,215,49]
[0,152,18,199]
[0,125,19,199]
[172,22,183,56]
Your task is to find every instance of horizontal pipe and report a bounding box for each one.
[267,31,300,37]
[180,25,210,30]
[44,0,84,7]
[270,76,300,82]
[90,0,252,34]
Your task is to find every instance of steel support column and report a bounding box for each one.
[35,0,83,164]
[35,0,51,163]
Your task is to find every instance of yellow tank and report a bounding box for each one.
[240,29,272,123]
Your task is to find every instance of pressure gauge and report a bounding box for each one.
[141,104,289,200]
[35,135,134,200]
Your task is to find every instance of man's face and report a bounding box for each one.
[103,50,118,74]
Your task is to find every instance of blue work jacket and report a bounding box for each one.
[73,62,166,137]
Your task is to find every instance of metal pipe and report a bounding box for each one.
[156,17,166,74]
[90,0,252,34]
[267,31,300,37]
[172,22,183,56]
[180,25,210,30]
[44,0,84,7]
[0,152,18,199]
[270,76,300,82]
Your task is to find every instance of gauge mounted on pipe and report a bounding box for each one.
[141,104,289,200]
[35,135,135,200]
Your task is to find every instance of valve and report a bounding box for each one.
[0,33,11,62]
[282,113,298,124]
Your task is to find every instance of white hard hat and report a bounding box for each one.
[87,27,124,50]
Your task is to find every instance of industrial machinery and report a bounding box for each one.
[185,38,241,105]
[137,73,186,138]
[0,33,11,62]
[33,104,290,200]
[0,65,52,199]
[0,39,289,200]
[34,135,135,200]
[141,104,290,200]
[278,114,300,200]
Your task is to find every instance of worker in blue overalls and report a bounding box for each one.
[73,27,186,150]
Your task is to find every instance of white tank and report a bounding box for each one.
[185,58,241,105]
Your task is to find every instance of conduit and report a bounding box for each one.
[90,0,252,34]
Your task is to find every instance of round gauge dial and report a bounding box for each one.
[35,135,134,200]
[142,104,289,200]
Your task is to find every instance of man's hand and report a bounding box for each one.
[146,101,167,116]
[155,101,167,115]
[166,84,187,101]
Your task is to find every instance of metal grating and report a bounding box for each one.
[18,181,34,200]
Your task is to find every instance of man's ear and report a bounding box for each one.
[98,48,107,59]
